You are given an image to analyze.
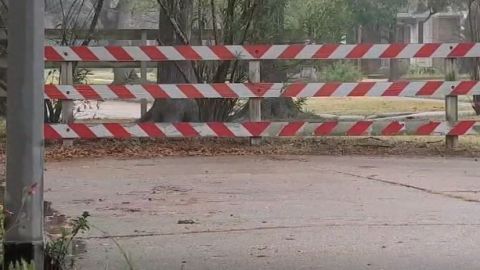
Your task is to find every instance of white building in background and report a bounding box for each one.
[397,11,463,69]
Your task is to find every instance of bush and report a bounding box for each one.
[320,62,363,82]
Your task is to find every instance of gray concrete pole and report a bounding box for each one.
[4,0,45,268]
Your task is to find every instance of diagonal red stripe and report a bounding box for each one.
[448,43,475,58]
[415,43,441,58]
[382,81,409,96]
[71,47,99,61]
[105,46,134,61]
[246,83,274,97]
[176,46,202,60]
[346,44,373,59]
[282,83,307,97]
[45,85,68,99]
[174,123,199,137]
[244,45,272,59]
[416,122,441,135]
[140,46,167,60]
[315,122,338,136]
[178,85,204,98]
[109,85,136,99]
[143,85,170,99]
[212,84,238,98]
[44,47,64,61]
[449,121,476,136]
[242,122,270,137]
[75,85,102,100]
[313,44,339,59]
[417,81,443,96]
[279,122,304,137]
[44,124,62,140]
[348,82,375,97]
[452,81,477,95]
[382,122,404,136]
[279,45,305,59]
[211,46,236,60]
[104,123,131,138]
[207,123,235,137]
[347,121,373,136]
[380,43,407,58]
[138,123,166,138]
[315,83,341,97]
[69,124,97,139]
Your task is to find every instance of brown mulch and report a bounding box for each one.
[0,138,478,169]
[41,137,480,162]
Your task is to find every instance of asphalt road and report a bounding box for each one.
[45,155,480,270]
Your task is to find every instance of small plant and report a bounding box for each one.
[321,61,363,82]
[6,260,35,270]
[45,212,91,269]
[407,64,442,77]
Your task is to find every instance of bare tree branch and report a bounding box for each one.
[82,0,105,46]
[156,0,190,45]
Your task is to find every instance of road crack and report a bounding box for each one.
[80,222,480,240]
[335,171,480,204]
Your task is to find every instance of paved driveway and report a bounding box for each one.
[45,155,480,270]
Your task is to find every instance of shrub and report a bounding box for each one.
[320,62,363,82]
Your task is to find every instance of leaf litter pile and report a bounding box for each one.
[41,137,480,161]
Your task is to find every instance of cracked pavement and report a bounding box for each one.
[45,155,480,270]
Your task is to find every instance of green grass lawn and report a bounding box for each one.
[304,97,474,116]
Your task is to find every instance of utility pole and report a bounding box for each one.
[4,0,45,268]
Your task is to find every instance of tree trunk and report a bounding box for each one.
[260,61,302,120]
[0,0,7,116]
[240,0,302,121]
[467,0,480,115]
[101,0,139,84]
[140,0,198,123]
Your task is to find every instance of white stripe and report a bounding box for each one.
[433,122,450,135]
[161,85,187,99]
[89,47,117,61]
[126,85,151,99]
[440,81,458,96]
[230,84,254,97]
[158,47,186,61]
[363,44,389,59]
[297,83,323,98]
[90,125,113,138]
[262,83,283,98]
[397,44,424,58]
[53,125,80,139]
[54,47,81,61]
[367,83,390,97]
[93,85,117,100]
[125,125,148,137]
[329,45,354,59]
[230,124,254,137]
[466,44,480,57]
[54,85,83,99]
[194,84,221,98]
[192,124,217,137]
[192,47,219,60]
[160,124,185,137]
[225,46,253,59]
[123,47,150,61]
[296,45,322,59]
[431,44,454,58]
[262,45,289,59]
[332,83,356,96]
[402,82,426,96]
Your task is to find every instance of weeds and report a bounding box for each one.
[45,212,90,269]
